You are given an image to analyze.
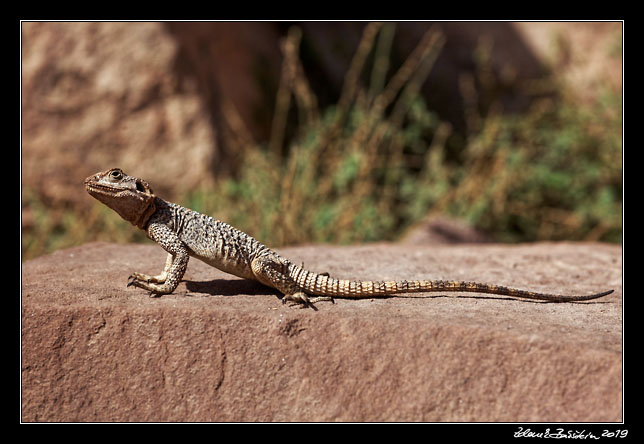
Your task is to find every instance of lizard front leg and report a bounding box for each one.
[129,252,174,284]
[127,223,189,296]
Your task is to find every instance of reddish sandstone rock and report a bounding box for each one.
[22,242,621,422]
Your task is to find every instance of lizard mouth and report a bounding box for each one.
[84,181,117,194]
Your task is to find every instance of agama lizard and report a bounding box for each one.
[85,168,614,307]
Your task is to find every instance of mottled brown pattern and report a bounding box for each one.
[85,168,614,306]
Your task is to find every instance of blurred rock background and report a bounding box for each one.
[21,22,622,259]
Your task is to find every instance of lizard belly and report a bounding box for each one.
[179,220,257,280]
[195,253,256,280]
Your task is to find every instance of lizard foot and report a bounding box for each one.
[127,274,170,297]
[282,292,334,309]
[128,271,167,284]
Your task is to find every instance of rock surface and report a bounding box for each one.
[21,22,219,204]
[22,242,622,422]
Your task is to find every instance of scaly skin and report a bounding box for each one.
[85,168,614,307]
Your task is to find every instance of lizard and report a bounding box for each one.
[85,167,614,307]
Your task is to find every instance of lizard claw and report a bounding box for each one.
[126,273,170,297]
[127,274,148,288]
[282,292,315,309]
[282,292,310,305]
[282,292,334,309]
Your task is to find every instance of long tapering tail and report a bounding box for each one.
[287,265,613,302]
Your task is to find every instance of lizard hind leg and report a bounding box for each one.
[251,256,333,308]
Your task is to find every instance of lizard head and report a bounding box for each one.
[85,168,157,229]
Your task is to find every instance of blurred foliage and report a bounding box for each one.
[22,187,149,259]
[22,23,622,260]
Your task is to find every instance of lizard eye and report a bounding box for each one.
[110,169,123,180]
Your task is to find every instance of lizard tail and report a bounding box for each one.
[288,266,614,302]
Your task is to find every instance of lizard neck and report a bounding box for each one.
[132,196,158,229]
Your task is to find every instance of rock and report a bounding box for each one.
[21,22,217,204]
[514,22,622,101]
[401,216,492,245]
[21,22,284,206]
[22,241,621,422]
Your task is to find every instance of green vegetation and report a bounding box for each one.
[21,23,622,260]
[189,24,621,246]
